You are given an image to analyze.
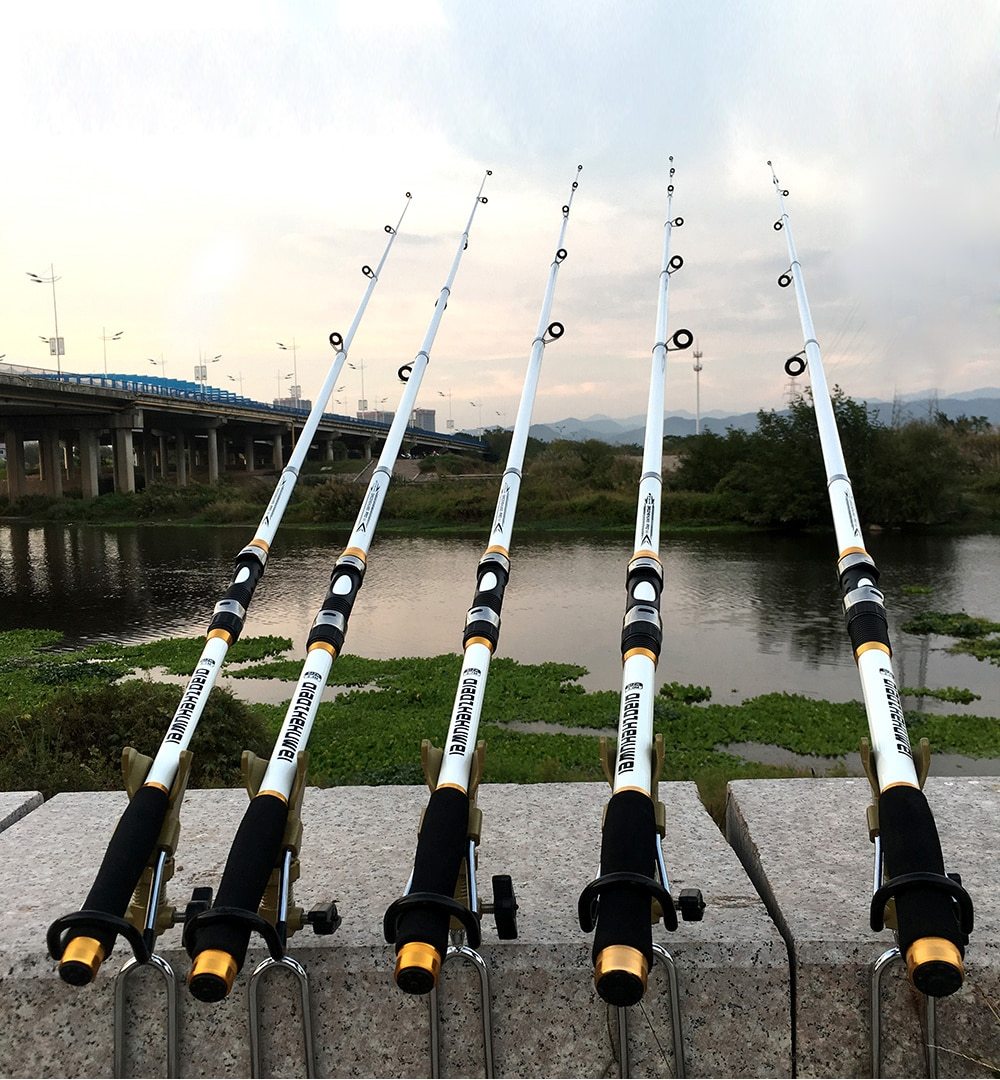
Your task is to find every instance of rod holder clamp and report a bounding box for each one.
[578,871,679,934]
[383,892,482,949]
[182,906,287,961]
[48,910,151,967]
[870,872,973,937]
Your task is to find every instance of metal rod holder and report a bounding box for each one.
[246,841,316,1078]
[428,943,494,1078]
[248,954,316,1078]
[871,946,938,1079]
[113,953,178,1079]
[615,943,686,1079]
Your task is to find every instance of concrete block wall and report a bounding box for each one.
[0,779,995,1077]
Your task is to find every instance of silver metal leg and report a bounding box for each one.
[616,1006,630,1078]
[870,946,938,1078]
[113,953,178,1079]
[614,945,685,1079]
[427,943,494,1078]
[248,954,316,1079]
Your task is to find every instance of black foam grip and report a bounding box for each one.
[879,786,964,958]
[394,787,470,957]
[72,785,170,955]
[208,555,266,641]
[186,793,288,971]
[593,790,657,965]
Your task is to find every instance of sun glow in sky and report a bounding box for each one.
[2,1,997,428]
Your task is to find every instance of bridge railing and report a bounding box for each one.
[1,367,483,450]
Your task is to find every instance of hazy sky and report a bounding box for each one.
[3,1,997,429]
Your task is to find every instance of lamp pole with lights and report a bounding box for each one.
[27,265,62,375]
[100,329,123,376]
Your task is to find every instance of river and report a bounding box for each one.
[1,523,996,715]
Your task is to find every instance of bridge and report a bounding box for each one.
[0,365,484,500]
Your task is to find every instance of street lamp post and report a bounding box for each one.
[100,328,124,376]
[148,355,167,379]
[27,265,63,375]
[277,340,300,406]
[348,358,367,413]
[195,351,222,390]
[438,388,454,430]
[469,399,483,431]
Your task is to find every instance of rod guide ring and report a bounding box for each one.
[784,353,806,377]
[778,271,793,288]
[329,331,344,349]
[556,247,568,262]
[667,184,674,193]
[384,224,394,234]
[672,216,684,227]
[774,220,784,231]
[546,321,565,341]
[667,254,684,274]
[668,328,694,351]
[562,204,570,214]
[362,264,375,278]
[398,363,413,382]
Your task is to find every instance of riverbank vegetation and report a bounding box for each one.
[2,392,997,533]
[2,629,996,821]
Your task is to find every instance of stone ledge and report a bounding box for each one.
[726,777,999,1079]
[0,782,789,1078]
[0,791,42,834]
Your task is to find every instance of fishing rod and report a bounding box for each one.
[47,194,412,988]
[577,160,703,1013]
[384,167,583,1011]
[767,160,973,1000]
[183,171,492,1004]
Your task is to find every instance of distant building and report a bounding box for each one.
[273,396,313,411]
[357,409,395,424]
[410,408,436,431]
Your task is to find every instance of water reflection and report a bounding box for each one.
[0,523,996,711]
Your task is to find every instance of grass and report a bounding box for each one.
[2,630,997,815]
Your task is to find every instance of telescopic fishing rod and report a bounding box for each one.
[47,194,412,988]
[767,161,973,999]
[577,159,703,1012]
[384,167,583,1009]
[183,171,492,1004]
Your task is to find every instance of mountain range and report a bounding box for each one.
[508,388,1000,444]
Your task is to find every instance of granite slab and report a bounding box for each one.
[0,782,790,1077]
[0,791,42,834]
[726,777,999,1079]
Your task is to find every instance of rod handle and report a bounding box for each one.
[873,785,972,997]
[48,784,169,984]
[388,786,470,994]
[585,789,665,1007]
[184,792,289,1001]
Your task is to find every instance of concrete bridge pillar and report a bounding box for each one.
[272,433,284,470]
[79,429,100,499]
[244,434,256,472]
[141,433,156,488]
[113,428,135,494]
[40,429,63,497]
[4,431,26,500]
[158,435,168,480]
[324,436,335,462]
[363,438,372,462]
[206,427,219,485]
[175,431,188,487]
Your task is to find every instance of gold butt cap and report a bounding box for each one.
[188,949,238,1002]
[395,941,441,995]
[906,937,964,997]
[594,945,649,1007]
[58,936,106,985]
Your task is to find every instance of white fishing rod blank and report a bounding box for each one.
[184,172,492,1002]
[47,195,411,988]
[768,161,972,998]
[578,160,701,1010]
[385,167,583,997]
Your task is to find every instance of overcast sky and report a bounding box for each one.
[2,1,997,429]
